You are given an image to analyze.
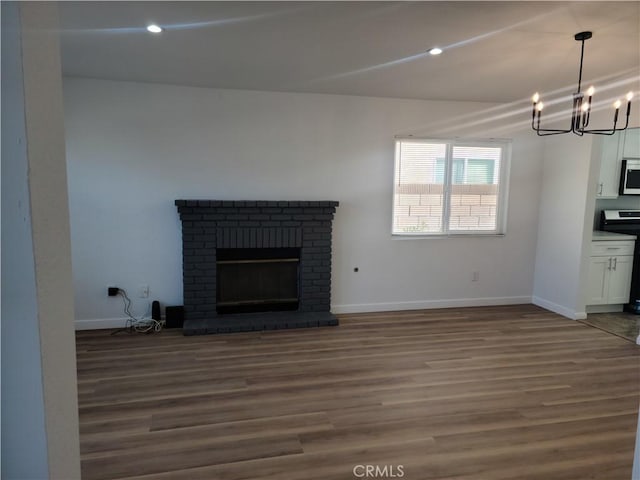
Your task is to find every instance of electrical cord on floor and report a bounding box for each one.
[110,288,162,335]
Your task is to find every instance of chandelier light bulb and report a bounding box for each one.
[536,102,544,112]
[627,92,634,101]
[581,102,590,112]
[586,86,595,97]
[532,92,540,103]
[614,100,622,109]
[146,24,163,33]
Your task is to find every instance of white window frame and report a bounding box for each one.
[392,137,511,237]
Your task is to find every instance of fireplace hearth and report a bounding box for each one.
[175,200,339,335]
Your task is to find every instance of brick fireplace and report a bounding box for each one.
[175,200,339,335]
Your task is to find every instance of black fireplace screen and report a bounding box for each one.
[216,248,300,314]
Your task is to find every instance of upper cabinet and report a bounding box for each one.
[595,128,640,199]
[595,132,623,198]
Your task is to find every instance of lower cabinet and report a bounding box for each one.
[587,241,634,305]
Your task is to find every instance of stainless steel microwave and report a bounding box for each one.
[620,159,640,195]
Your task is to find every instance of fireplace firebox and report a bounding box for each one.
[175,200,339,335]
[216,248,300,314]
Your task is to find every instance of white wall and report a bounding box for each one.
[63,78,544,327]
[1,3,49,476]
[532,134,597,319]
[1,3,81,478]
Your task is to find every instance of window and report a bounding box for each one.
[392,138,509,235]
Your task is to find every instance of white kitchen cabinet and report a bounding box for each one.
[587,240,635,305]
[606,255,634,303]
[594,128,640,199]
[621,127,640,159]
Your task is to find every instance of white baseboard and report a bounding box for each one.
[531,296,586,320]
[574,311,587,320]
[75,317,129,330]
[332,296,532,315]
[76,296,532,329]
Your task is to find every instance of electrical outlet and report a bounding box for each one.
[138,284,150,298]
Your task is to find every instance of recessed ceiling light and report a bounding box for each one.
[428,47,443,56]
[147,24,163,33]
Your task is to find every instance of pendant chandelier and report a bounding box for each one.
[531,31,633,136]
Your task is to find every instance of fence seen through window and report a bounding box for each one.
[393,139,508,235]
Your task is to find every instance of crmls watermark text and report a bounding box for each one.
[353,465,405,478]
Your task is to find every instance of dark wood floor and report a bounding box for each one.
[76,305,640,480]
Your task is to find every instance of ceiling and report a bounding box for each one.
[58,1,640,104]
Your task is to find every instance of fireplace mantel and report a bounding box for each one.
[175,200,339,335]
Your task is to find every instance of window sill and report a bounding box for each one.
[391,232,506,240]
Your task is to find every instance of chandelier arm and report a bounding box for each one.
[583,127,629,134]
[532,107,573,135]
[582,110,631,134]
[532,117,573,134]
[582,103,590,129]
[534,127,573,133]
[534,126,573,136]
[581,130,618,136]
[533,121,573,135]
[535,130,573,136]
